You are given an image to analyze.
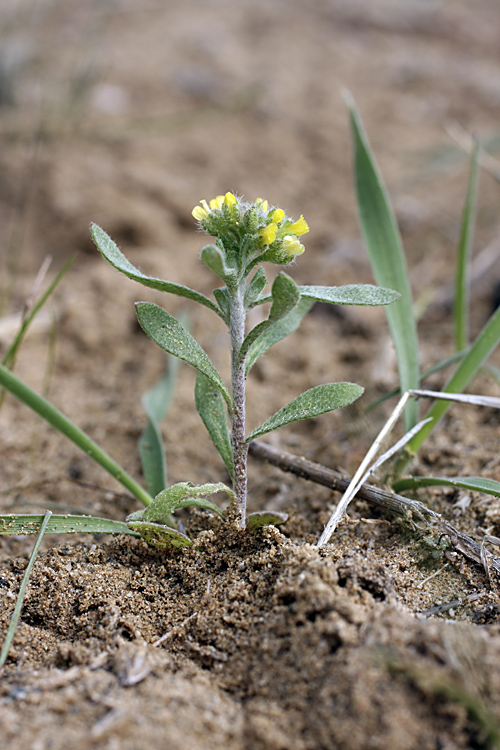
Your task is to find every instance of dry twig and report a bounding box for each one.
[248,440,500,577]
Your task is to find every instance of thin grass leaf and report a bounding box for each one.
[245,298,314,375]
[136,302,230,407]
[393,476,500,497]
[405,304,500,456]
[90,223,222,318]
[0,363,153,507]
[195,372,233,478]
[347,93,419,431]
[139,355,180,497]
[0,514,138,536]
[1,255,76,410]
[0,511,52,668]
[246,382,363,442]
[454,141,480,351]
[365,347,471,412]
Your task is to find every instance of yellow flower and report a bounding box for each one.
[282,235,305,256]
[271,208,285,223]
[260,223,278,245]
[288,215,309,236]
[255,198,269,212]
[209,195,225,210]
[224,192,237,206]
[192,204,208,221]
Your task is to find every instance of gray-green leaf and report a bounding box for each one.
[136,482,232,522]
[245,298,314,375]
[245,267,268,308]
[200,245,237,285]
[195,373,234,478]
[136,302,230,407]
[126,521,193,548]
[90,223,222,317]
[246,382,364,442]
[240,273,300,364]
[213,287,230,323]
[298,284,400,306]
[246,511,288,530]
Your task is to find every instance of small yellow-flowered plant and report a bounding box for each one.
[91,192,398,545]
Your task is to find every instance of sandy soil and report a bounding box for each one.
[2,1,500,748]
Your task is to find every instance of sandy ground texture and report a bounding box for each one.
[2,1,500,748]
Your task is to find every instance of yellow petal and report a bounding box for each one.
[283,235,305,256]
[261,223,278,244]
[272,208,285,223]
[224,192,237,206]
[209,195,224,210]
[192,205,208,221]
[256,198,269,212]
[288,215,309,236]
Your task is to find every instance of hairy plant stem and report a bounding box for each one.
[229,282,248,526]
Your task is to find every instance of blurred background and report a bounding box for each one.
[1,0,500,287]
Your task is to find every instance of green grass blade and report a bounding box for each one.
[393,476,500,497]
[347,93,419,431]
[0,363,153,507]
[2,255,76,372]
[0,511,52,668]
[406,303,500,455]
[0,513,139,536]
[365,347,471,412]
[454,141,480,351]
[139,355,180,497]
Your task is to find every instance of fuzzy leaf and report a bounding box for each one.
[393,476,500,498]
[213,287,230,323]
[245,267,268,308]
[246,511,288,530]
[90,223,222,317]
[126,521,193,548]
[246,382,364,442]
[195,373,234,478]
[298,284,399,306]
[200,245,237,285]
[0,514,139,536]
[240,273,300,363]
[245,298,314,375]
[136,302,230,406]
[138,481,231,522]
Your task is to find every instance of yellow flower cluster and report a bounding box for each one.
[191,192,309,260]
[192,192,237,221]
